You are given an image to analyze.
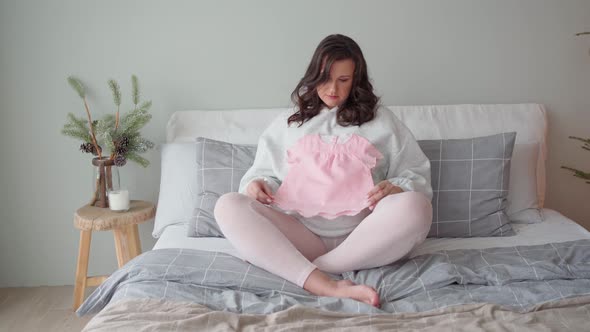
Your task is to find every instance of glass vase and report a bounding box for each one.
[91,157,120,208]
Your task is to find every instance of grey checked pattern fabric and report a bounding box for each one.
[186,137,257,237]
[77,239,590,316]
[187,133,517,238]
[418,132,516,237]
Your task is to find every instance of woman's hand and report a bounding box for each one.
[246,179,275,204]
[366,180,403,210]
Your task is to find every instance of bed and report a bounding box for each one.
[78,104,590,331]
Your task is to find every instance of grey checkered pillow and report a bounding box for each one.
[186,138,257,237]
[187,133,516,238]
[418,132,516,237]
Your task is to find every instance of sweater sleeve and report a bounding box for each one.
[385,115,433,200]
[238,113,286,194]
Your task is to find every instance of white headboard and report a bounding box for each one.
[166,103,547,205]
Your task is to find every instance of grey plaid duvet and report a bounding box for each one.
[77,239,590,316]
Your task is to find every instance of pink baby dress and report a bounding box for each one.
[273,133,383,219]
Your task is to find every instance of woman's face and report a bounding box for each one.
[317,58,355,108]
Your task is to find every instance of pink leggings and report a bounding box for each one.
[214,191,432,288]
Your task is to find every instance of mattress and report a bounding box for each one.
[152,209,590,259]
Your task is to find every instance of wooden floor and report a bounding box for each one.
[0,286,95,332]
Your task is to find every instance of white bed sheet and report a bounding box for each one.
[153,226,242,258]
[152,209,590,259]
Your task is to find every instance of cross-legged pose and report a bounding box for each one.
[214,34,433,308]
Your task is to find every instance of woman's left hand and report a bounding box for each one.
[366,180,403,210]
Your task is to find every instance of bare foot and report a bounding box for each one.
[333,280,380,307]
[303,270,380,308]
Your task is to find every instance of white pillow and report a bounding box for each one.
[506,142,542,223]
[152,143,197,237]
[508,208,544,224]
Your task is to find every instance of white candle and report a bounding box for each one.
[108,189,130,211]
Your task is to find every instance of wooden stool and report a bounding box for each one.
[72,200,156,310]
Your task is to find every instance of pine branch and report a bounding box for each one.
[101,131,116,159]
[66,112,86,127]
[62,123,84,132]
[125,151,150,168]
[568,136,590,145]
[61,128,92,142]
[125,131,141,140]
[561,166,590,181]
[62,113,92,142]
[108,79,121,106]
[139,100,151,111]
[94,116,116,146]
[131,75,140,107]
[67,76,85,98]
[119,107,152,135]
[64,113,89,132]
[108,79,121,131]
[569,136,590,152]
[127,137,155,153]
[124,134,141,153]
[63,75,153,163]
[81,96,102,158]
[67,76,102,158]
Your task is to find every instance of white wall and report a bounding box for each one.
[0,0,589,287]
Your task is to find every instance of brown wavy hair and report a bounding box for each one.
[288,34,380,127]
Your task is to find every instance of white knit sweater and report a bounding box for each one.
[238,105,432,237]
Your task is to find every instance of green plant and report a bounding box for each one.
[62,75,154,167]
[559,32,589,184]
[561,136,590,184]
